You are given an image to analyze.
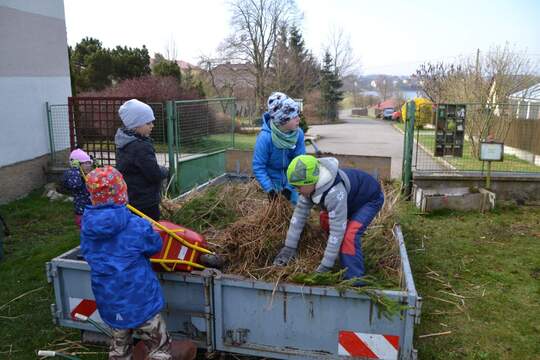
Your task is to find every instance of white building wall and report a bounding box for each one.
[0,1,72,168]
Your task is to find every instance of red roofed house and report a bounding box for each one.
[368,99,400,118]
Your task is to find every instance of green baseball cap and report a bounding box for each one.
[287,155,320,186]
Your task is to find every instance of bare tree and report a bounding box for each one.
[199,56,241,112]
[415,44,539,157]
[200,57,233,98]
[416,45,537,105]
[414,62,463,103]
[220,0,298,111]
[324,27,361,78]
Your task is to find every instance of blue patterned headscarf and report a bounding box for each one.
[267,92,300,126]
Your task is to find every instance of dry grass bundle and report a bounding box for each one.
[163,180,401,286]
[205,192,327,281]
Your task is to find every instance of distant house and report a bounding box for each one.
[209,63,257,117]
[210,62,256,93]
[509,82,540,120]
[368,99,400,118]
[149,58,201,73]
[0,1,72,204]
[176,60,200,72]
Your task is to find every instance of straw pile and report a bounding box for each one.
[162,180,401,285]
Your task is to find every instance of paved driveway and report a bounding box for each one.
[306,112,405,178]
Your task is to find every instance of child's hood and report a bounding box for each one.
[82,205,130,238]
[114,128,138,149]
[261,113,271,133]
[311,157,339,204]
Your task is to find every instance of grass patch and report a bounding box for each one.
[181,133,256,153]
[0,190,104,359]
[416,132,540,173]
[400,202,540,359]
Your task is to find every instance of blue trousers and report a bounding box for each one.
[320,191,384,280]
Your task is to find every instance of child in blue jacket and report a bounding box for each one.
[62,149,93,228]
[252,92,305,204]
[81,166,172,359]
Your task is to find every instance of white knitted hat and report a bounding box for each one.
[118,99,155,129]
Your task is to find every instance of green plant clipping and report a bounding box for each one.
[291,270,409,320]
[170,187,237,232]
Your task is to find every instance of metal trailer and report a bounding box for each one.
[46,224,421,360]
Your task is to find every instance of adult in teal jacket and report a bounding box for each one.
[252,92,305,204]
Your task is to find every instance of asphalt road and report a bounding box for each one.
[306,112,405,178]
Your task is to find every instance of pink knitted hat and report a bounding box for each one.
[69,149,92,163]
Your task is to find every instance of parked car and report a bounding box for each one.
[382,107,394,119]
[392,111,401,121]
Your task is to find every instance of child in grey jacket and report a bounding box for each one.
[273,155,384,280]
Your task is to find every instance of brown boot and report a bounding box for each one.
[133,339,197,360]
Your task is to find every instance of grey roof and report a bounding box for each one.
[510,82,540,101]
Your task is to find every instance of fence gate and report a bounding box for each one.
[170,98,236,194]
[64,97,166,167]
[51,97,236,196]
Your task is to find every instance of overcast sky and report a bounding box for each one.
[64,0,540,76]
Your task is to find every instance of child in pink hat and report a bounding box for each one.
[62,149,93,228]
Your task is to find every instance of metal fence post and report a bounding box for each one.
[174,102,182,193]
[165,101,177,194]
[68,97,76,150]
[45,101,56,165]
[401,115,408,183]
[231,99,236,149]
[402,100,416,197]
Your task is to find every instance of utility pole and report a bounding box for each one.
[353,81,358,107]
[475,48,480,87]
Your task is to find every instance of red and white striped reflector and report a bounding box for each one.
[338,331,399,359]
[69,297,102,322]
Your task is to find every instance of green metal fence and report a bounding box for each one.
[171,98,236,193]
[401,101,416,195]
[46,102,71,167]
[47,97,236,195]
[409,102,540,176]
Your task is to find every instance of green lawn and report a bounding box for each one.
[400,203,540,359]
[1,190,539,359]
[182,133,256,153]
[394,124,540,173]
[0,191,103,359]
